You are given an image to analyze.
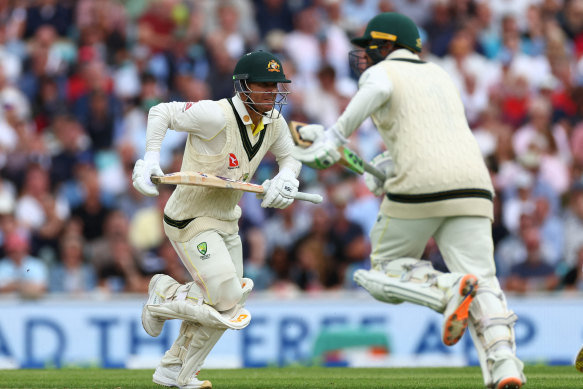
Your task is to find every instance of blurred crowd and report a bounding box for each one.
[0,0,583,299]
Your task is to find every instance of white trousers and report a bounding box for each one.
[370,214,497,280]
[170,229,243,312]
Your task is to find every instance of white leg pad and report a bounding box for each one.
[177,324,225,386]
[147,296,251,330]
[144,275,251,331]
[177,278,254,386]
[467,284,526,387]
[354,258,463,313]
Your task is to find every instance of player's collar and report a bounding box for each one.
[386,49,420,61]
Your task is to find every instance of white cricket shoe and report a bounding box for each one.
[442,274,478,346]
[142,274,172,337]
[491,355,525,389]
[153,365,212,389]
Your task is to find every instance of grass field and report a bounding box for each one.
[0,366,580,388]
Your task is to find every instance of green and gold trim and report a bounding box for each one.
[228,98,266,161]
[370,31,397,41]
[390,58,426,64]
[387,189,493,204]
[164,214,196,229]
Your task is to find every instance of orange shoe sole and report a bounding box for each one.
[496,376,522,389]
[443,274,478,346]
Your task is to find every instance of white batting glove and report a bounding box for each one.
[259,168,299,209]
[291,126,345,170]
[297,124,325,142]
[132,151,164,197]
[364,150,395,196]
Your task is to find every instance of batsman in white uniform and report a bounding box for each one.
[292,13,525,389]
[132,51,301,389]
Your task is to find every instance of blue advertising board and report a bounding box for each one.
[0,293,581,369]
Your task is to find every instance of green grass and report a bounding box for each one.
[0,366,580,388]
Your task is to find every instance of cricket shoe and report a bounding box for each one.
[142,274,173,337]
[442,274,478,346]
[153,364,212,389]
[491,355,525,389]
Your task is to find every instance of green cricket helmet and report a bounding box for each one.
[233,51,291,118]
[349,13,422,76]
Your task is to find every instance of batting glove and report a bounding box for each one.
[259,168,299,209]
[291,126,346,170]
[132,151,164,197]
[364,150,395,196]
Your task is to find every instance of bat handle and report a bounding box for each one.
[151,175,162,184]
[256,190,323,204]
[294,191,323,204]
[364,163,387,182]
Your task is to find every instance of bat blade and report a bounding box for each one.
[151,171,323,204]
[151,172,264,193]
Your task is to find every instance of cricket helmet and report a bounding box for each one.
[233,51,291,118]
[351,12,421,52]
[349,13,421,77]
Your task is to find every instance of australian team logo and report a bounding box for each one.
[197,242,210,259]
[267,59,280,72]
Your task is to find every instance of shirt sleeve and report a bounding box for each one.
[146,100,227,152]
[270,118,302,177]
[334,64,393,139]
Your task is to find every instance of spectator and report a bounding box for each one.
[0,232,48,299]
[70,163,112,242]
[47,115,91,187]
[254,0,295,39]
[504,224,560,293]
[14,163,69,233]
[24,0,73,39]
[262,196,312,256]
[285,6,323,86]
[49,233,96,293]
[302,64,351,128]
[563,178,583,269]
[96,236,148,293]
[89,209,135,276]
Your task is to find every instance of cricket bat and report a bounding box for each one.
[289,121,386,181]
[151,171,323,204]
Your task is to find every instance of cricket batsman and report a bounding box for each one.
[292,12,525,389]
[132,50,301,388]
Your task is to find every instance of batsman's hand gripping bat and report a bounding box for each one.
[151,171,323,204]
[289,121,386,181]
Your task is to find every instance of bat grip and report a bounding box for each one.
[364,163,387,182]
[256,190,322,204]
[294,191,323,204]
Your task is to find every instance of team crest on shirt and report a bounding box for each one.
[184,102,194,111]
[267,60,281,72]
[197,242,210,259]
[228,153,239,169]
